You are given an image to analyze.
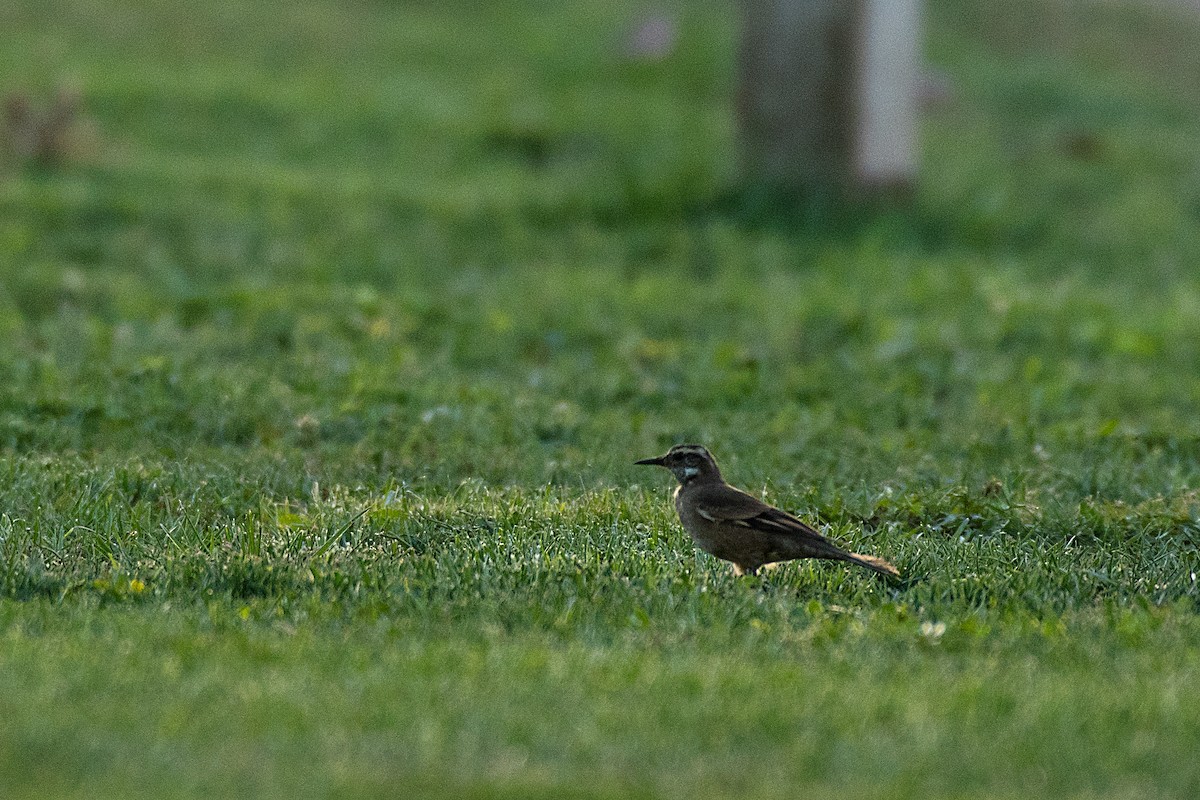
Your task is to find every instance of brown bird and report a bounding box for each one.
[636,444,899,579]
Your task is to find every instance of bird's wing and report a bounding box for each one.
[690,484,829,542]
[691,484,893,574]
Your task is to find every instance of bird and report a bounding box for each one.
[635,444,899,579]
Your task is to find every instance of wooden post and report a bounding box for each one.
[737,0,920,196]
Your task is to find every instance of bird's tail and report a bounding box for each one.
[844,552,900,579]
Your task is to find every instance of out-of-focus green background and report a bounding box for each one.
[2,1,1200,797]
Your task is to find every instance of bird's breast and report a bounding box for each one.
[673,486,722,549]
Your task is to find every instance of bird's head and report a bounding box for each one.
[635,444,722,484]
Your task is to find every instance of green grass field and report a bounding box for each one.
[3,0,1200,797]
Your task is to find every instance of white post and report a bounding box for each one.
[854,0,921,191]
[737,0,921,196]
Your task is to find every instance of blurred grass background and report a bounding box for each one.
[2,0,1200,797]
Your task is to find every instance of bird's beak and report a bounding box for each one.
[634,455,666,466]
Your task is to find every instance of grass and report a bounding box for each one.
[2,0,1200,796]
